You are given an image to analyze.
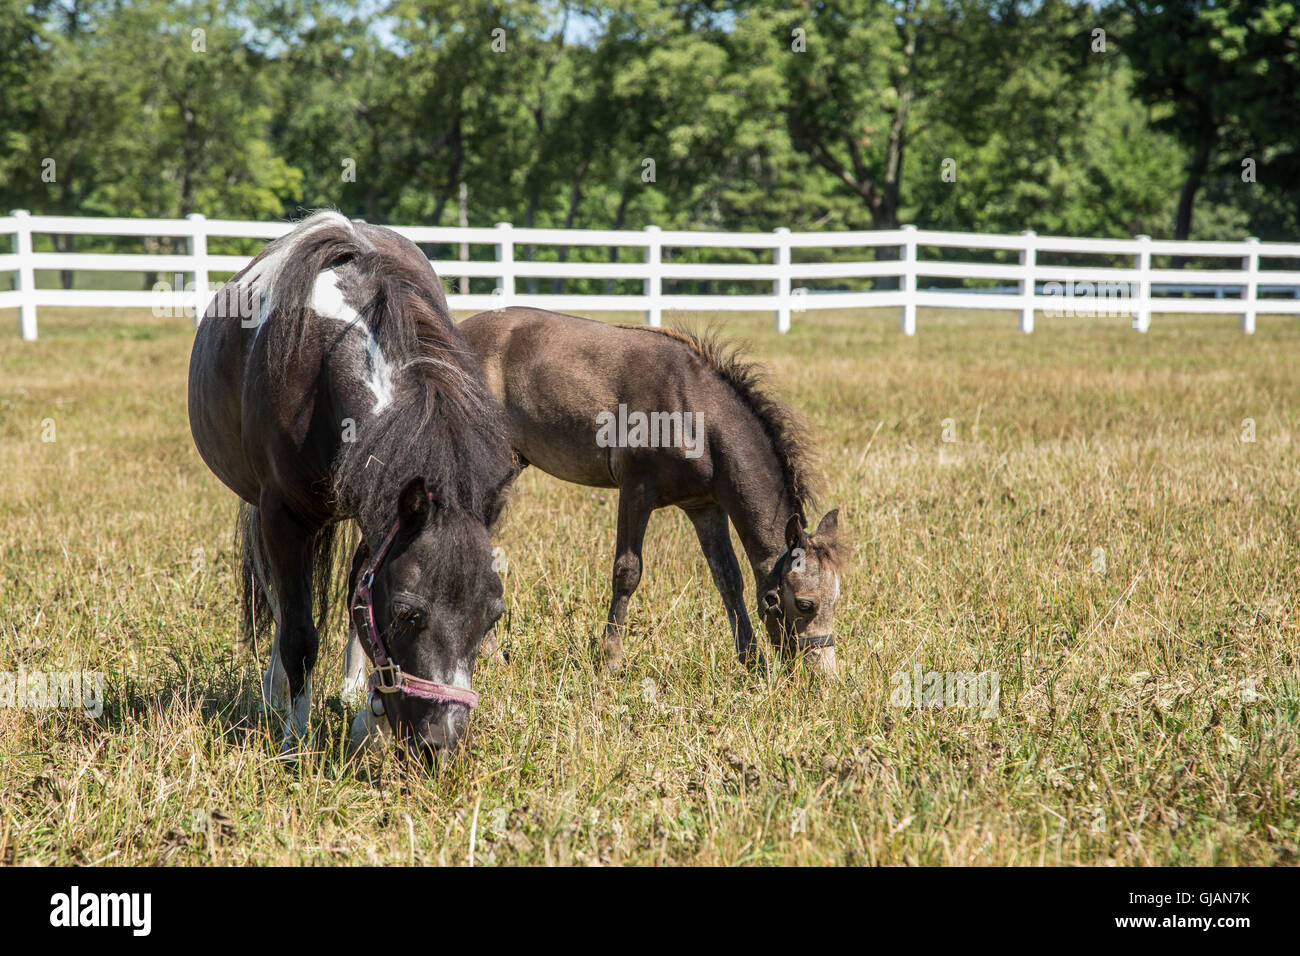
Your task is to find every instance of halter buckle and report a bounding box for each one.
[374,663,404,693]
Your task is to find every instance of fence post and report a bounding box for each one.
[12,209,37,340]
[188,213,209,324]
[644,225,662,327]
[1242,236,1260,334]
[1132,234,1151,332]
[1019,230,1036,333]
[900,224,917,335]
[494,222,514,309]
[774,226,791,333]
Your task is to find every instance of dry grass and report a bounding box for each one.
[0,304,1297,866]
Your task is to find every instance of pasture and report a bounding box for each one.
[1,305,1297,865]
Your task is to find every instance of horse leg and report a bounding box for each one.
[339,540,369,706]
[688,507,766,672]
[258,492,319,750]
[599,482,656,671]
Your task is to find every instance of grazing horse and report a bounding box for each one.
[187,212,514,762]
[460,307,844,674]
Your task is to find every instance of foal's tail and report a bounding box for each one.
[236,503,350,653]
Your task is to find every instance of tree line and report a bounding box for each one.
[1,0,1296,242]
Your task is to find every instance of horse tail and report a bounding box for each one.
[237,502,274,651]
[237,503,354,651]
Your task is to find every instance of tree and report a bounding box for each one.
[1121,0,1300,238]
[3,0,300,224]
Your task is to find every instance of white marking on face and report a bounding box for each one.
[312,269,395,412]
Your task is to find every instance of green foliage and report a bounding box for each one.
[3,0,301,223]
[1121,0,1300,238]
[0,0,1294,239]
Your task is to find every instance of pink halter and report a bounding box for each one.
[351,504,480,710]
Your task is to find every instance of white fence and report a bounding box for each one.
[3,210,1299,340]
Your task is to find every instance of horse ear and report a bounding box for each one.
[397,476,430,529]
[814,508,839,541]
[784,514,806,552]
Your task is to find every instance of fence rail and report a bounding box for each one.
[3,210,1298,340]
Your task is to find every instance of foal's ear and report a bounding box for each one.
[813,508,843,561]
[397,476,431,529]
[784,514,807,552]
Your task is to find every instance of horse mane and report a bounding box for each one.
[247,213,514,534]
[621,324,818,518]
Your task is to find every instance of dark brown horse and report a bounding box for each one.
[188,212,514,762]
[460,307,843,675]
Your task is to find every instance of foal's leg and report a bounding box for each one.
[258,493,320,750]
[599,482,656,671]
[687,508,765,671]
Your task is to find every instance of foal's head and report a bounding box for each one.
[760,509,844,675]
[368,477,505,764]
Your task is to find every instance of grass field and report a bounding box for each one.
[1,304,1297,866]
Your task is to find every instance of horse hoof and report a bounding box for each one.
[598,635,624,674]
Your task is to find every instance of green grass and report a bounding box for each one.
[0,304,1297,865]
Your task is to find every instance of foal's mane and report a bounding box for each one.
[249,213,513,534]
[622,324,817,518]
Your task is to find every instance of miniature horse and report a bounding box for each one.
[459,307,843,674]
[188,213,514,762]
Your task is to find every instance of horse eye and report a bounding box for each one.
[795,599,816,616]
[393,602,422,625]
